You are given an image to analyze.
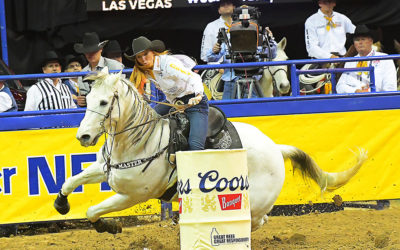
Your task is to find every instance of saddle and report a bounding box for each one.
[167,105,242,159]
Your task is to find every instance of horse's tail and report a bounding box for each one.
[278,145,368,193]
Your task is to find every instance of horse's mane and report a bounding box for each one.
[84,70,143,100]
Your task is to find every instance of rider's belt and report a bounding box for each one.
[174,93,196,104]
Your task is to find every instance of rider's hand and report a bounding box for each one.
[188,94,203,106]
[77,95,87,107]
[330,54,339,59]
[212,43,221,54]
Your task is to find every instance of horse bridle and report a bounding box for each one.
[266,66,288,90]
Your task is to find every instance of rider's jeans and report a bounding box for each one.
[154,95,209,150]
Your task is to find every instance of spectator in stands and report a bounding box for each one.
[103,40,124,64]
[336,25,397,94]
[0,80,18,112]
[74,32,124,106]
[63,54,85,103]
[24,50,77,111]
[305,0,355,59]
[200,0,240,63]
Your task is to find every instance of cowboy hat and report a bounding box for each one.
[212,0,242,7]
[41,50,61,68]
[351,24,377,42]
[103,40,123,58]
[64,54,86,69]
[74,32,108,54]
[124,36,166,62]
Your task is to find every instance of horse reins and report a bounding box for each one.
[85,88,193,177]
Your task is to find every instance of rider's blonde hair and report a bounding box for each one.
[129,50,169,94]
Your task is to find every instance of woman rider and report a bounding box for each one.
[125,36,209,150]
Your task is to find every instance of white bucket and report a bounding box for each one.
[177,149,251,249]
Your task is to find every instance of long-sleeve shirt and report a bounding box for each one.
[305,9,355,59]
[201,17,230,63]
[336,50,397,93]
[24,78,77,111]
[147,55,204,103]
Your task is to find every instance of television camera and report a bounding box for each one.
[217,5,274,98]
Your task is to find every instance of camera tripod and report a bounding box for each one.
[233,77,264,99]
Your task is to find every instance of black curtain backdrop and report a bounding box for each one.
[2,0,400,85]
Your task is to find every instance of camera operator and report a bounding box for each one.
[201,0,240,64]
[204,4,278,99]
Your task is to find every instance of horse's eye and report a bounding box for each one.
[100,100,108,106]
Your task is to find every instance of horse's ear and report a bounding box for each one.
[116,69,123,78]
[278,37,287,50]
[101,66,109,75]
[394,39,400,53]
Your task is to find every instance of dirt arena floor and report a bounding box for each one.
[1,202,399,250]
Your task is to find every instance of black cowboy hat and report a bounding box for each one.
[124,36,166,62]
[74,32,108,54]
[351,24,377,42]
[313,0,337,3]
[103,40,123,58]
[41,50,61,68]
[212,0,242,7]
[64,54,86,68]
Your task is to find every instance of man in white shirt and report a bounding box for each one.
[74,32,124,106]
[305,0,355,59]
[336,25,397,94]
[24,51,77,111]
[0,81,18,112]
[200,0,240,63]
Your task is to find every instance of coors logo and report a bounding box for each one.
[218,194,242,210]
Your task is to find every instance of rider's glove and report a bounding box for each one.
[188,94,203,106]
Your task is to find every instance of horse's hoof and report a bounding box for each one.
[54,191,70,215]
[92,219,122,234]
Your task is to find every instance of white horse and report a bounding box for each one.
[54,67,367,234]
[259,37,291,97]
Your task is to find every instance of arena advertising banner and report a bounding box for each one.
[1,109,400,224]
[86,0,308,12]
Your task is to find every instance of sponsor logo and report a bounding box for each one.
[178,170,249,195]
[218,194,242,210]
[210,227,250,246]
[198,170,249,193]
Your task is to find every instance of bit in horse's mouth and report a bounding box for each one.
[90,132,103,146]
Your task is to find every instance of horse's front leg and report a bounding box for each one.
[54,161,106,215]
[87,193,139,234]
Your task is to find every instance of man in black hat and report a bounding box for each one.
[24,50,77,111]
[74,32,124,106]
[337,25,397,94]
[103,40,124,64]
[63,54,85,103]
[305,0,355,59]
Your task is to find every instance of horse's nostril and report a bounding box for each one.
[81,134,91,141]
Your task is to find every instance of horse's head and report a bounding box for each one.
[76,67,124,147]
[262,37,291,96]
